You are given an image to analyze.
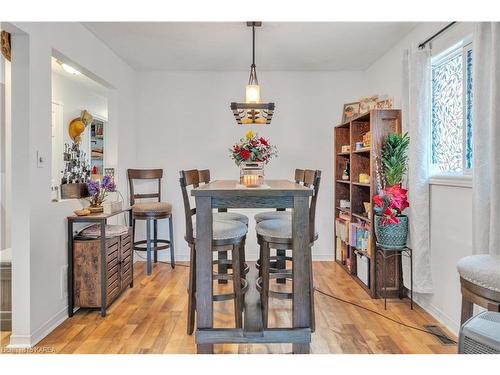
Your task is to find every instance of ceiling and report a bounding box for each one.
[83,22,417,72]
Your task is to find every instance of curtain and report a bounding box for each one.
[401,47,433,293]
[472,23,500,257]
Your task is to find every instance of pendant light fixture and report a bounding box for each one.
[231,22,275,125]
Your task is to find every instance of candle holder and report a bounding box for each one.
[240,162,264,187]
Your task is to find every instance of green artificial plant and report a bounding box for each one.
[380,132,410,187]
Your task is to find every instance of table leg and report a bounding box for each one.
[100,220,107,317]
[195,196,214,354]
[292,195,311,354]
[67,220,74,317]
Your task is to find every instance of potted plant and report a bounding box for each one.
[373,132,410,249]
[229,130,278,187]
[86,175,116,213]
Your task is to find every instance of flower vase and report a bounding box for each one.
[374,215,408,249]
[88,204,104,214]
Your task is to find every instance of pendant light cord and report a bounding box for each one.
[248,23,258,85]
[252,24,255,66]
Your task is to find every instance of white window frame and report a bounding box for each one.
[429,39,473,185]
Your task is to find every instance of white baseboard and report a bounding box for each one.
[7,334,32,348]
[8,306,68,348]
[413,294,460,336]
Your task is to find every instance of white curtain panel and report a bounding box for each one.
[401,47,433,293]
[472,23,500,257]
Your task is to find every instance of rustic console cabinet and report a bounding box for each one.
[67,208,133,317]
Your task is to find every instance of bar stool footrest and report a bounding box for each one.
[133,239,171,252]
[256,276,294,300]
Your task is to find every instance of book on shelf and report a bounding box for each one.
[335,217,350,243]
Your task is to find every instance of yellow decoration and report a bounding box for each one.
[68,110,93,144]
[245,130,254,140]
[68,118,86,144]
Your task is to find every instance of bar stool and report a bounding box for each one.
[255,169,305,283]
[256,169,321,331]
[198,169,249,284]
[128,169,175,275]
[457,255,500,325]
[180,169,249,335]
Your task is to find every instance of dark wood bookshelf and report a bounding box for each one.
[333,109,402,298]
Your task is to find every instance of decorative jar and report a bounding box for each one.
[239,162,264,187]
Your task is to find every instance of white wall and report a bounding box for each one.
[364,22,475,334]
[1,57,12,250]
[5,22,137,347]
[136,71,366,262]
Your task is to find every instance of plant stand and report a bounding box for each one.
[376,246,413,310]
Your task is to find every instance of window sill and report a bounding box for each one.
[429,174,472,188]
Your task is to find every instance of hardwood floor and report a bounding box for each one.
[5,261,457,354]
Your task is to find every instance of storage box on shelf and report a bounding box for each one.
[333,109,402,298]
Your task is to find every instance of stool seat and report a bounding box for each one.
[132,202,172,215]
[193,219,247,241]
[214,212,249,225]
[457,255,500,293]
[256,218,318,240]
[254,211,291,223]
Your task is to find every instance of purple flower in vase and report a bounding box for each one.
[86,179,99,196]
[101,175,116,192]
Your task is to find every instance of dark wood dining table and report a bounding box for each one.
[191,179,314,354]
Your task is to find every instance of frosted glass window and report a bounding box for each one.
[431,43,473,173]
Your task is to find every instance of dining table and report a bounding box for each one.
[191,179,314,354]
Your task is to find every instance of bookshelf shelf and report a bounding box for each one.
[352,213,371,222]
[352,148,371,154]
[352,182,370,187]
[333,109,402,298]
[336,206,351,213]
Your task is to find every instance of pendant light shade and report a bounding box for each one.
[231,22,275,125]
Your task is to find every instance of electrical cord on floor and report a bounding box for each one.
[313,286,457,344]
[131,253,456,344]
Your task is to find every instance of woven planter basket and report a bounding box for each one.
[374,215,408,249]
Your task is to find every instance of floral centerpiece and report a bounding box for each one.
[86,175,116,213]
[373,132,410,249]
[230,130,278,165]
[230,131,278,187]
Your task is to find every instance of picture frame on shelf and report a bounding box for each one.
[342,102,360,123]
[359,95,379,113]
[376,97,393,109]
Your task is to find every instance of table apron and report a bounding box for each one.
[212,196,293,209]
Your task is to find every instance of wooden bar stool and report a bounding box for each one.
[198,170,249,284]
[128,169,175,275]
[180,169,249,335]
[457,255,500,325]
[256,169,321,332]
[255,169,305,283]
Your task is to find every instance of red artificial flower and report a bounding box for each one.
[239,149,250,160]
[259,137,269,146]
[382,207,399,225]
[373,194,383,207]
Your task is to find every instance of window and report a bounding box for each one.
[431,42,473,174]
